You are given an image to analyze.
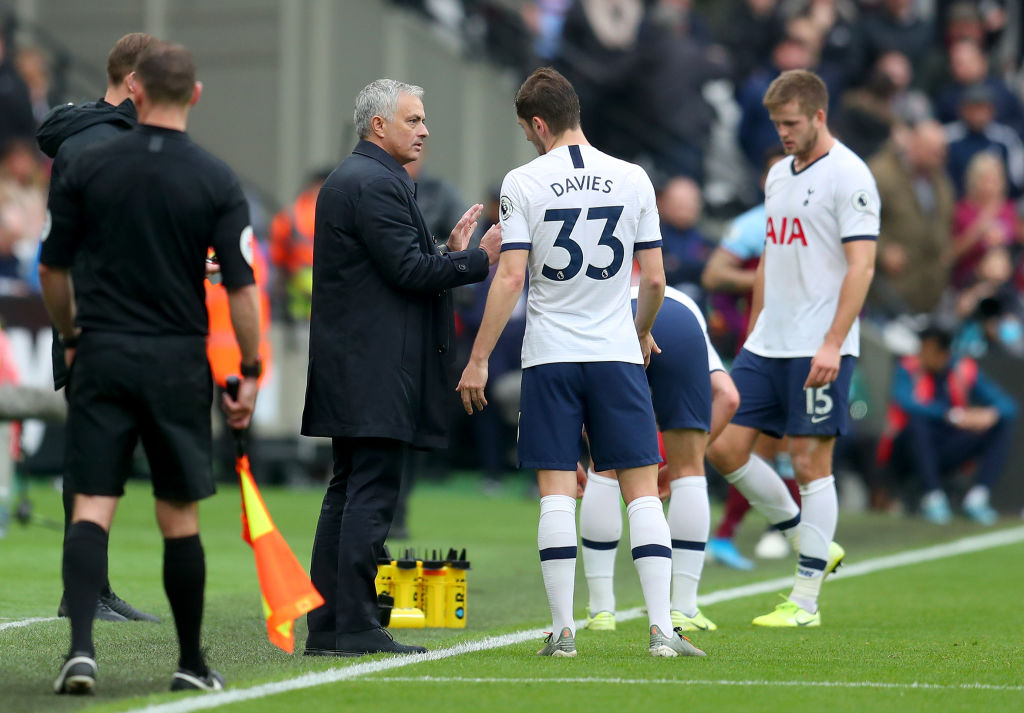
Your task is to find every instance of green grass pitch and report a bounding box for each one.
[1,475,1022,713]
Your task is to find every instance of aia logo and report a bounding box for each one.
[766,216,807,246]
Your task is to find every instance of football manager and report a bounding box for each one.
[301,78,500,656]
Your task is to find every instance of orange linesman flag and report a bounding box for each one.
[237,454,324,652]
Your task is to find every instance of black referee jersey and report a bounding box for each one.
[40,124,255,335]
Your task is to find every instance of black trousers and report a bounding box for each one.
[307,437,405,636]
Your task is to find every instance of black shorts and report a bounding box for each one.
[65,332,215,502]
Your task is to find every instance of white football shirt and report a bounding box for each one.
[630,285,723,373]
[500,144,662,368]
[744,140,880,358]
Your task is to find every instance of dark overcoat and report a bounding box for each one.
[301,140,489,449]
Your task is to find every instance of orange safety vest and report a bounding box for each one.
[269,189,317,273]
[205,236,273,388]
[876,355,978,464]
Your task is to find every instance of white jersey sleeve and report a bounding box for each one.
[499,172,531,250]
[635,169,662,247]
[834,161,881,241]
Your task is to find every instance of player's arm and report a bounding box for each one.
[457,249,528,414]
[805,239,876,389]
[746,253,766,339]
[634,246,665,367]
[702,247,756,293]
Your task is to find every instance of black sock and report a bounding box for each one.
[61,485,114,600]
[163,534,206,673]
[62,521,109,657]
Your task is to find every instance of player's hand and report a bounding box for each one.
[457,358,489,414]
[447,204,483,253]
[478,223,502,265]
[961,406,1000,433]
[222,376,258,430]
[575,463,587,498]
[638,332,661,368]
[805,342,840,389]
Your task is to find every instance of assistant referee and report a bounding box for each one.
[39,41,260,695]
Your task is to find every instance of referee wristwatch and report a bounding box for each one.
[59,332,79,349]
[240,357,263,379]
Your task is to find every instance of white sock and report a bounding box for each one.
[723,455,801,542]
[579,470,621,616]
[789,475,837,613]
[538,495,578,635]
[626,495,673,635]
[667,476,709,617]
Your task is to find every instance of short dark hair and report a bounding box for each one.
[919,324,953,352]
[515,67,580,135]
[134,42,196,106]
[763,69,829,118]
[106,32,156,86]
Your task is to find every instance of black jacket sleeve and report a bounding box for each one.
[348,179,488,292]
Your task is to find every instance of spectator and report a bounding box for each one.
[521,0,573,61]
[945,83,1024,197]
[787,0,862,91]
[879,324,1016,525]
[555,0,645,159]
[874,50,933,125]
[0,37,35,153]
[14,46,54,126]
[951,151,1016,289]
[0,138,46,294]
[630,0,729,182]
[954,294,1024,360]
[833,63,897,160]
[268,169,330,321]
[719,0,784,85]
[657,176,714,304]
[868,120,956,316]
[859,0,936,79]
[934,39,1024,136]
[937,0,1008,53]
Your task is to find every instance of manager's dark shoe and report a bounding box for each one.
[100,589,160,623]
[303,631,342,657]
[57,595,130,623]
[336,627,427,656]
[170,666,225,692]
[54,652,97,695]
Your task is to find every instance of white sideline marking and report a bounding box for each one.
[372,675,1024,693]
[0,617,59,632]
[52,524,1024,712]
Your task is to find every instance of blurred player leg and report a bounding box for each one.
[579,468,621,628]
[710,425,801,543]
